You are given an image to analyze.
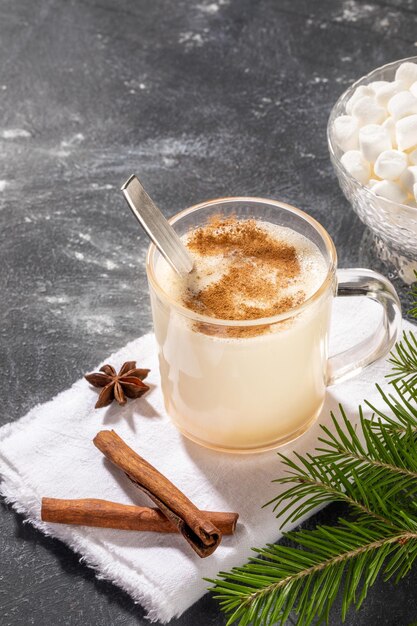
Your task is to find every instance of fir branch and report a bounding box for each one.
[210,522,417,626]
[266,451,403,532]
[267,389,417,533]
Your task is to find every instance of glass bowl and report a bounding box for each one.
[327,57,417,282]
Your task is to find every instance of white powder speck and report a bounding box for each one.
[79,233,91,241]
[61,133,85,148]
[375,11,400,32]
[25,216,32,223]
[313,76,328,83]
[45,295,69,304]
[105,259,117,270]
[0,180,8,191]
[1,129,31,139]
[142,135,210,159]
[91,183,114,190]
[1,85,7,90]
[178,31,204,47]
[163,156,176,167]
[124,79,147,91]
[334,0,375,23]
[196,3,219,14]
[83,314,115,334]
[74,252,84,261]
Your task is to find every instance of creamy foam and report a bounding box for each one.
[156,219,328,321]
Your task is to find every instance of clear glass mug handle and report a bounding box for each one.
[327,268,402,386]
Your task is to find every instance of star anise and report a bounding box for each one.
[85,361,150,409]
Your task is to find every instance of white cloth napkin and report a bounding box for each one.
[0,298,411,623]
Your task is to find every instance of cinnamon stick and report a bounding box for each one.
[93,430,222,557]
[41,498,238,535]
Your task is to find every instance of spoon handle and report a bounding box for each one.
[121,175,193,276]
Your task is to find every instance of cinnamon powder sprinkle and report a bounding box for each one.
[183,216,306,336]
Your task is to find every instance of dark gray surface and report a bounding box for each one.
[1,0,417,624]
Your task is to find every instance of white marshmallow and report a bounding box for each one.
[382,117,397,147]
[399,165,417,191]
[375,80,407,107]
[387,91,417,119]
[359,124,392,162]
[333,115,359,151]
[395,62,417,88]
[352,96,386,125]
[340,150,371,185]
[374,149,407,180]
[396,114,417,151]
[408,147,417,165]
[369,80,390,94]
[410,81,417,99]
[346,85,374,115]
[372,179,407,203]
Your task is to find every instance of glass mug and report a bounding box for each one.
[146,198,401,453]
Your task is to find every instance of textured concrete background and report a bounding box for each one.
[1,0,417,624]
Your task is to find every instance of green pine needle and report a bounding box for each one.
[209,281,417,625]
[387,331,417,388]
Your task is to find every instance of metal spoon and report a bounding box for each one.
[121,175,194,276]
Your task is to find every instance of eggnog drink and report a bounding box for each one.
[150,215,331,451]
